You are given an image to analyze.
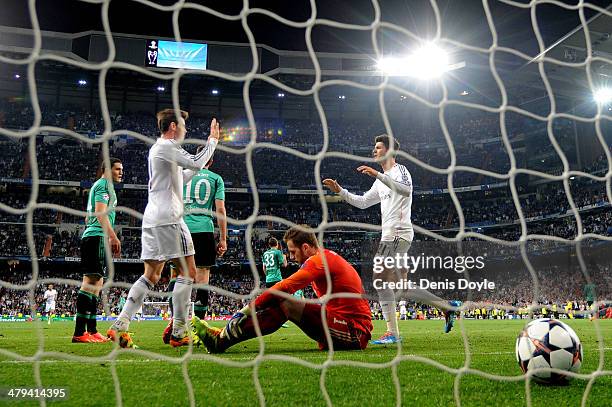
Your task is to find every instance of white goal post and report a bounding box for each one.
[0,0,610,406]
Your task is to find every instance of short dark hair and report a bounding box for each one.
[157,108,189,133]
[375,134,400,152]
[268,237,278,247]
[283,226,319,248]
[101,157,122,172]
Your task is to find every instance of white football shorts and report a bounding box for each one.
[141,221,195,262]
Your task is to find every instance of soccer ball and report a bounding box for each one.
[515,318,582,384]
[118,332,132,348]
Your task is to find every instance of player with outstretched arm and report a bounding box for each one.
[107,109,219,348]
[162,148,227,345]
[323,135,460,344]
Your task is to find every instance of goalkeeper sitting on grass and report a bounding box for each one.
[192,227,373,353]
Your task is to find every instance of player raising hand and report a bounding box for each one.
[108,111,220,348]
[324,135,459,344]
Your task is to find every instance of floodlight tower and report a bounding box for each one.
[377,43,465,79]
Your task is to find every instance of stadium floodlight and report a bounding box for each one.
[460,90,470,96]
[338,95,346,100]
[157,86,165,92]
[278,92,285,98]
[211,89,219,95]
[594,88,612,104]
[14,74,20,79]
[77,79,87,86]
[377,43,452,79]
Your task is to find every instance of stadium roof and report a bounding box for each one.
[1,0,611,54]
[0,1,611,108]
[532,4,612,65]
[510,4,612,108]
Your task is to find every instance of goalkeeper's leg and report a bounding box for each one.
[292,303,371,350]
[192,303,289,353]
[193,298,370,353]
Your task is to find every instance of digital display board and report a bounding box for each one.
[145,39,208,70]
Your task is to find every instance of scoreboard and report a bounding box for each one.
[145,39,208,70]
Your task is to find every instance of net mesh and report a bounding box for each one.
[0,0,611,406]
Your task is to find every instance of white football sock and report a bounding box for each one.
[380,300,399,336]
[172,276,193,337]
[114,275,153,331]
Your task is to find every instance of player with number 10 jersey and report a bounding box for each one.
[183,150,227,317]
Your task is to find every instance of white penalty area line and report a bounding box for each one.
[1,348,611,364]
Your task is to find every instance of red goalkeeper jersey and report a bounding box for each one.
[255,248,373,333]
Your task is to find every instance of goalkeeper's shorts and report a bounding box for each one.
[300,303,371,351]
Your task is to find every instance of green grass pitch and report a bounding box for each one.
[0,319,610,406]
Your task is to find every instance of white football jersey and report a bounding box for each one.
[340,163,413,241]
[142,138,217,228]
[44,289,57,304]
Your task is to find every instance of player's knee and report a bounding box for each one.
[147,271,162,285]
[279,298,303,320]
[82,275,100,291]
[279,299,292,317]
[144,261,165,284]
[376,287,395,302]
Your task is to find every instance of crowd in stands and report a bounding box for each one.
[0,225,49,258]
[1,205,610,260]
[3,100,604,190]
[1,100,610,318]
[0,177,609,260]
[0,260,609,318]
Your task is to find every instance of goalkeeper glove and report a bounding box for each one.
[225,305,251,339]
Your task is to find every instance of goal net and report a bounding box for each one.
[0,0,611,406]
